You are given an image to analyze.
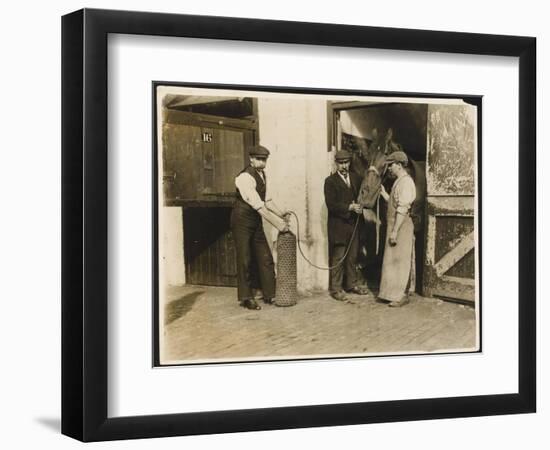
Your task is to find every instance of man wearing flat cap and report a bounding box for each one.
[378,150,417,307]
[231,145,289,310]
[324,150,368,302]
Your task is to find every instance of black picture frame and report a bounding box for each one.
[61,8,536,442]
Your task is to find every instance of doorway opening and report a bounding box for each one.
[184,206,237,287]
[329,101,428,293]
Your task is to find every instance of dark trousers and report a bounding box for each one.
[231,205,276,302]
[329,232,359,294]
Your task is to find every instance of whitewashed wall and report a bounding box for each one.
[258,97,333,292]
[162,207,185,287]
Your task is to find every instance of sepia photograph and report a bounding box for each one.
[154,84,480,366]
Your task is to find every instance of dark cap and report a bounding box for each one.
[248,145,270,158]
[385,150,408,165]
[334,150,352,162]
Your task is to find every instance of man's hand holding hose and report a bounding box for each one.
[259,201,290,233]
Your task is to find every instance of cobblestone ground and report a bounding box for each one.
[161,285,478,364]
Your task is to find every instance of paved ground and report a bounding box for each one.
[161,285,478,364]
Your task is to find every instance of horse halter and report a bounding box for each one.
[366,165,379,176]
[367,163,389,183]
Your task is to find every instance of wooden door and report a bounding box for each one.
[162,123,202,202]
[200,127,250,196]
[184,207,237,287]
[162,122,254,204]
[423,104,477,302]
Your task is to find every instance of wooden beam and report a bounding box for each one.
[426,196,475,215]
[425,214,437,266]
[329,101,384,110]
[433,276,475,302]
[441,275,475,286]
[163,109,257,131]
[434,231,475,277]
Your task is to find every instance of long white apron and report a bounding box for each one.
[378,177,415,302]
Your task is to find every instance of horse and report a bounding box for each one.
[354,128,398,224]
[349,128,426,283]
[352,128,425,231]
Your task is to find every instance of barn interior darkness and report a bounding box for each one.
[340,103,428,291]
[341,103,428,162]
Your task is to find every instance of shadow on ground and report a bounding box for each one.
[165,290,204,325]
[35,417,60,433]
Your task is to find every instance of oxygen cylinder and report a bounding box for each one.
[275,231,297,306]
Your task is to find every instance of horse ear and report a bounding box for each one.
[386,128,393,141]
[372,128,378,139]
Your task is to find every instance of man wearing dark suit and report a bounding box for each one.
[324,150,368,301]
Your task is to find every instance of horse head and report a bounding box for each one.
[357,128,403,222]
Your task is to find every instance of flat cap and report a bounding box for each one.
[385,150,408,165]
[248,145,270,157]
[334,150,352,161]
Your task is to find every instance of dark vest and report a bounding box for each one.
[236,166,266,209]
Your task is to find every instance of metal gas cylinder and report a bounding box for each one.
[275,231,297,307]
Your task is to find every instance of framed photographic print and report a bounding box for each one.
[154,83,481,366]
[62,8,536,442]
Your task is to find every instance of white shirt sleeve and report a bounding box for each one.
[394,176,416,215]
[235,172,265,210]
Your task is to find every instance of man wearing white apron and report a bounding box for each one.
[378,151,417,307]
